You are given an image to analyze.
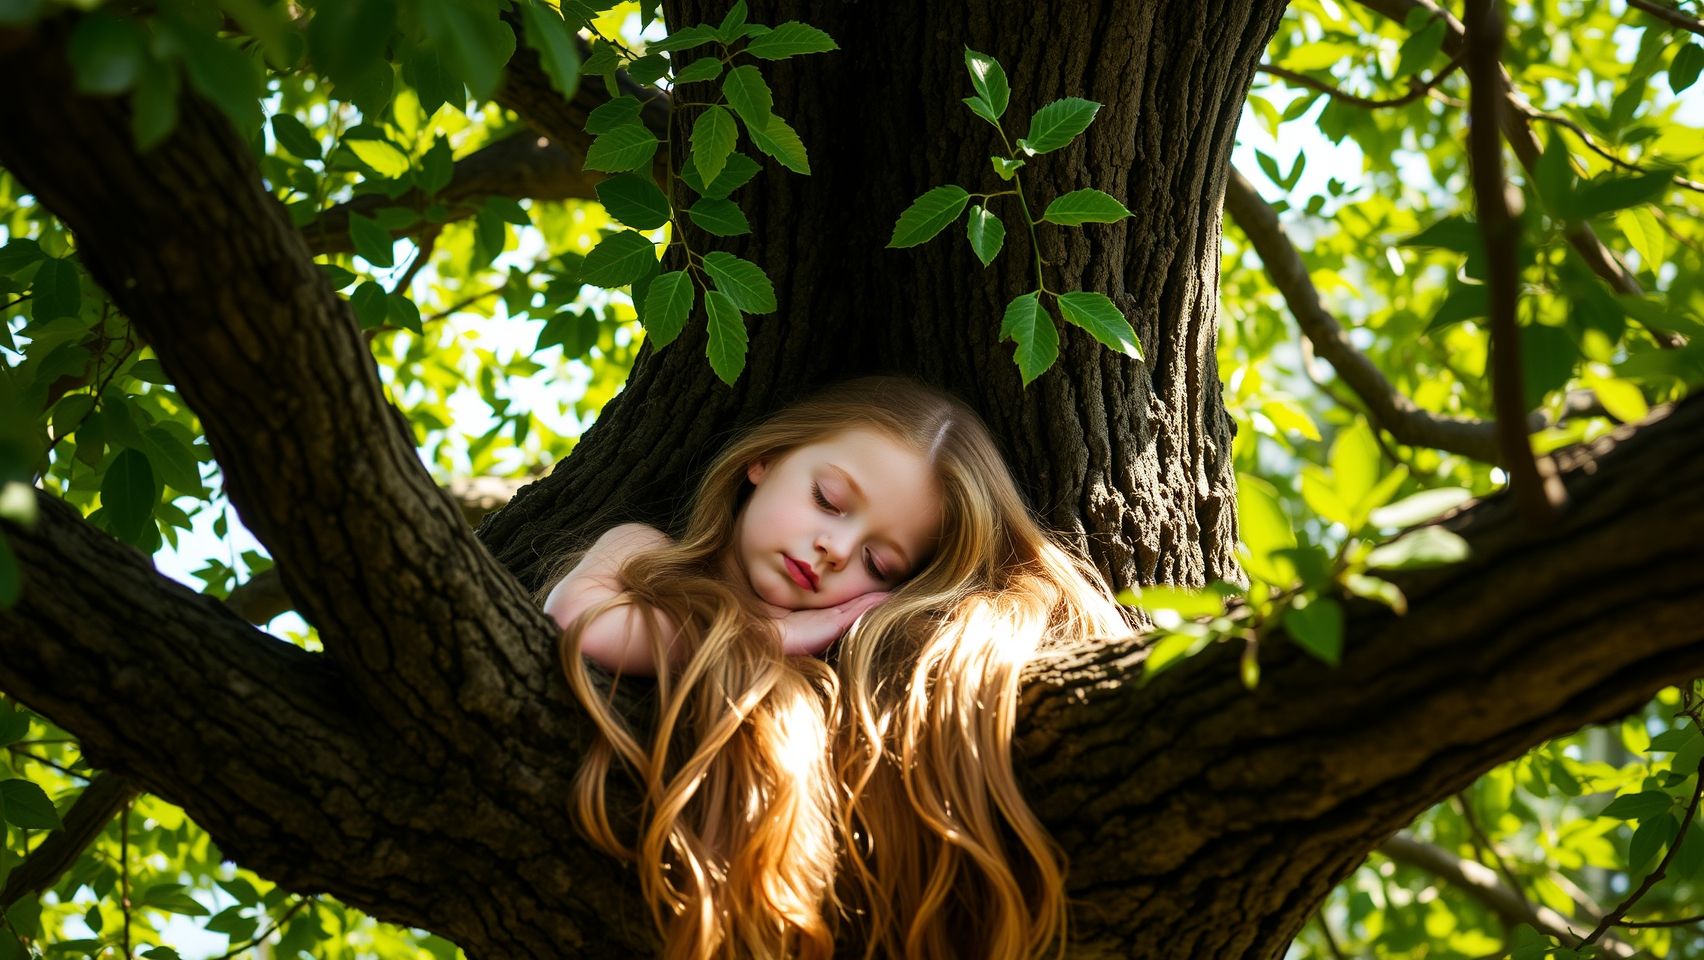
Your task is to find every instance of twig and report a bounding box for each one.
[1463,0,1565,522]
[120,798,132,959]
[1627,0,1704,37]
[1316,908,1351,959]
[1524,109,1704,194]
[0,773,138,910]
[210,896,314,960]
[1455,792,1534,920]
[425,286,502,323]
[3,746,87,781]
[1578,735,1704,945]
[1617,912,1704,929]
[0,293,33,313]
[1257,54,1464,109]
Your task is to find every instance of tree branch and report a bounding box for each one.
[1256,54,1463,109]
[1354,0,1689,349]
[1627,0,1704,37]
[0,14,557,746]
[1464,0,1563,521]
[0,773,136,911]
[1019,395,1704,952]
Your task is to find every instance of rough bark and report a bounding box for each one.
[2,3,1701,959]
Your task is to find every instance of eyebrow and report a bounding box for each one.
[826,463,912,571]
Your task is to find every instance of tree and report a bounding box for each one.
[1,0,1701,957]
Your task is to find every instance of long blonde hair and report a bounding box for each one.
[550,377,1131,959]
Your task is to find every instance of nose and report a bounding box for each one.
[814,530,848,570]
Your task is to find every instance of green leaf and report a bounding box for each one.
[964,204,1005,267]
[672,55,723,85]
[1056,291,1142,359]
[1599,789,1675,821]
[387,293,423,334]
[746,112,809,174]
[1370,488,1473,528]
[140,883,209,917]
[520,0,581,100]
[585,95,642,134]
[307,0,394,86]
[139,427,201,494]
[1236,473,1298,586]
[1000,292,1059,386]
[963,47,1009,118]
[1042,188,1133,226]
[349,281,388,329]
[683,152,761,199]
[1366,526,1470,570]
[595,173,671,230]
[580,230,658,287]
[131,56,181,150]
[0,239,44,277]
[647,23,718,53]
[164,15,263,134]
[887,185,971,248]
[1674,821,1704,880]
[31,257,81,322]
[1629,813,1679,874]
[1394,16,1445,79]
[1615,206,1666,271]
[704,289,747,385]
[722,65,773,130]
[1018,97,1101,155]
[347,213,395,268]
[963,95,999,125]
[418,136,453,194]
[744,21,838,59]
[1670,42,1704,94]
[1572,170,1672,218]
[585,123,660,173]
[418,0,516,102]
[701,251,776,313]
[1283,596,1344,666]
[0,779,60,829]
[401,43,465,116]
[627,53,669,86]
[1328,420,1381,511]
[270,114,322,161]
[687,197,751,236]
[347,138,411,178]
[641,270,694,348]
[715,0,747,42]
[68,11,147,95]
[990,156,1024,181]
[1343,572,1407,614]
[1535,131,1578,219]
[690,106,739,185]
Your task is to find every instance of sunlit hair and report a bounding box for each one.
[544,376,1131,959]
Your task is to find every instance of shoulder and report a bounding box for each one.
[596,522,671,554]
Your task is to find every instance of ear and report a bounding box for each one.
[746,459,768,484]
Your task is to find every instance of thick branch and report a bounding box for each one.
[1018,396,1704,956]
[0,15,556,748]
[1627,0,1704,37]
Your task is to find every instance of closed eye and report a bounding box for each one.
[863,549,886,581]
[811,482,841,515]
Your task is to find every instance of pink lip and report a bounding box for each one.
[784,555,818,591]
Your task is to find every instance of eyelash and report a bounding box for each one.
[812,482,886,580]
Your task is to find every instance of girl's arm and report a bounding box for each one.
[543,523,677,676]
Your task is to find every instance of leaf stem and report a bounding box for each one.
[994,128,1047,294]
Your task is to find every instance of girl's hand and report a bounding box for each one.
[775,592,890,657]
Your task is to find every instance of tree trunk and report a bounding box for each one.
[3,4,1703,959]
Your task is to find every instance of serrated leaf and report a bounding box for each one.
[888,185,970,248]
[746,112,809,174]
[691,105,738,185]
[0,779,61,829]
[964,47,1009,118]
[1042,188,1132,226]
[648,23,717,53]
[687,197,751,236]
[722,65,772,130]
[580,230,658,287]
[683,152,761,199]
[1283,596,1344,666]
[990,156,1024,180]
[595,173,671,230]
[1599,789,1675,821]
[704,289,747,385]
[1057,290,1142,359]
[584,123,659,173]
[1001,292,1058,385]
[963,95,998,125]
[744,21,837,59]
[641,270,694,347]
[715,0,746,42]
[627,53,669,86]
[672,55,723,85]
[520,0,580,100]
[585,95,642,134]
[701,251,775,313]
[1019,97,1101,155]
[965,204,1005,267]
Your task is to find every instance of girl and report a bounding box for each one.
[542,377,1130,960]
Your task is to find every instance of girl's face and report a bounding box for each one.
[733,427,945,611]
